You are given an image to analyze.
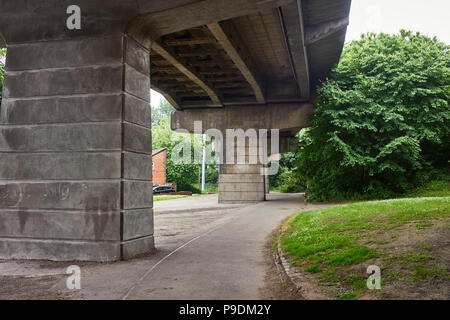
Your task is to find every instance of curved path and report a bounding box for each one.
[124,193,304,299]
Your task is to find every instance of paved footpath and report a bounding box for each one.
[0,193,312,300]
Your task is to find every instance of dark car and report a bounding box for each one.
[153,186,175,194]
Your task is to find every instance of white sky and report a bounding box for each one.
[151,90,165,108]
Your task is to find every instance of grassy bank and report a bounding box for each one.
[280,197,450,299]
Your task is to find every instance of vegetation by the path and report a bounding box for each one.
[203,183,218,194]
[403,170,450,198]
[270,153,305,193]
[152,116,219,194]
[153,194,201,201]
[281,196,450,299]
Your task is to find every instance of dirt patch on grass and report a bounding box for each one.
[361,219,450,299]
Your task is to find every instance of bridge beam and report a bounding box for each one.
[207,22,266,104]
[280,0,310,100]
[171,103,314,133]
[129,0,296,46]
[152,41,222,107]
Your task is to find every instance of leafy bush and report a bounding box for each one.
[296,31,450,201]
[276,167,306,193]
[205,165,219,184]
[270,153,305,192]
[177,183,201,194]
[403,168,450,198]
[204,183,218,194]
[152,100,175,126]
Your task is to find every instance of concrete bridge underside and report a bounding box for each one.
[0,0,351,261]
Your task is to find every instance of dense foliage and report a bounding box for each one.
[295,31,449,201]
[152,99,176,126]
[152,117,200,192]
[0,48,5,106]
[270,153,305,193]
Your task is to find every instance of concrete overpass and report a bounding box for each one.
[0,0,351,261]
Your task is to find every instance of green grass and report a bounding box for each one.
[281,196,450,299]
[305,263,320,273]
[338,291,358,300]
[327,246,378,266]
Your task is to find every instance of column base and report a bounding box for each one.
[218,173,265,203]
[0,236,155,262]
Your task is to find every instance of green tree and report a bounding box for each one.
[270,152,306,192]
[296,31,450,201]
[152,99,175,126]
[205,165,219,184]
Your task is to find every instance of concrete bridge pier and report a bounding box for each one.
[0,34,154,261]
[218,136,268,203]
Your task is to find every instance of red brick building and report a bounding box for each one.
[152,148,167,186]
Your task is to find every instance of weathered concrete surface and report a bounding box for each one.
[219,173,266,203]
[0,0,292,47]
[0,34,154,261]
[171,103,315,133]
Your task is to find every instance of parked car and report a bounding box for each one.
[153,186,175,194]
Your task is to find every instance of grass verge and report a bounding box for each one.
[280,197,450,299]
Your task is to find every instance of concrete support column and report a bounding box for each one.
[218,137,267,203]
[0,34,154,261]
